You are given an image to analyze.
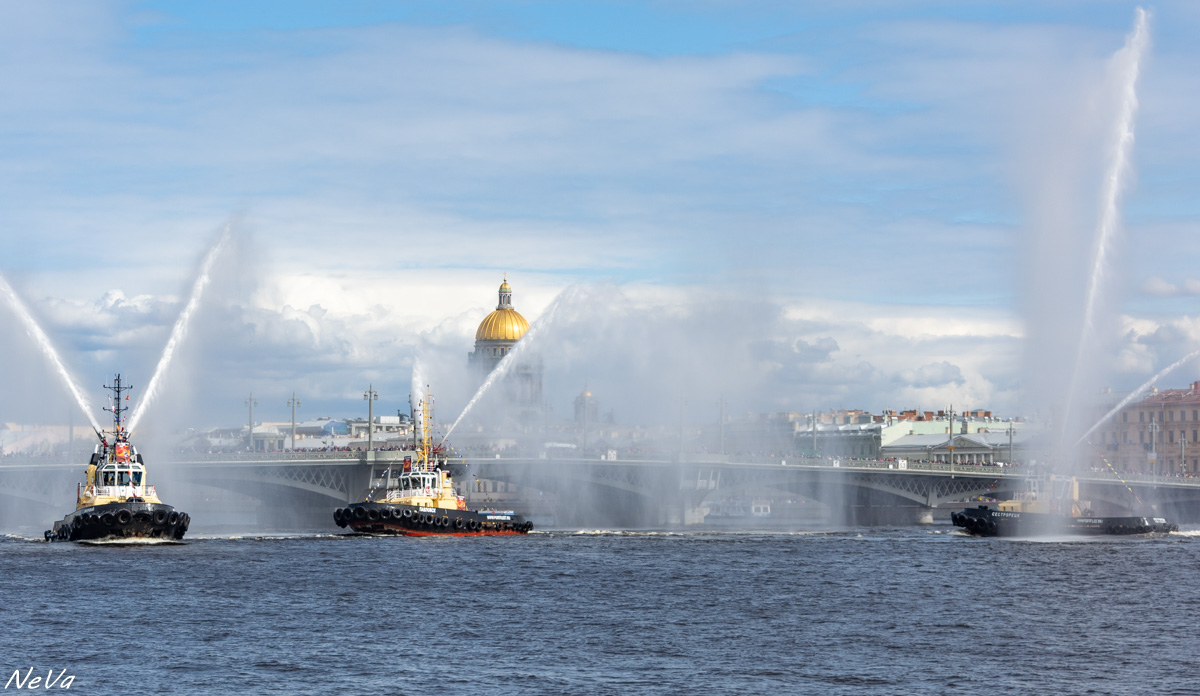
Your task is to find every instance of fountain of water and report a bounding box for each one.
[127,224,232,434]
[0,273,102,432]
[442,284,587,443]
[1058,8,1149,449]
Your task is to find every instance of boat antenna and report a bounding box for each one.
[102,374,132,439]
[420,388,433,472]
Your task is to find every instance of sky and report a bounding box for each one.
[3,1,1200,440]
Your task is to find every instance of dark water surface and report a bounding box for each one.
[2,526,1198,695]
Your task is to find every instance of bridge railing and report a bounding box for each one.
[165,451,362,461]
[466,453,1200,488]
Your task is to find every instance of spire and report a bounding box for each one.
[497,274,513,309]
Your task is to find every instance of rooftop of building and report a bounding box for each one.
[1139,382,1200,406]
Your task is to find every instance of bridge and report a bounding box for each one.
[4,452,1199,527]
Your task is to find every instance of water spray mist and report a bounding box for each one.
[410,356,426,443]
[0,274,102,432]
[128,224,232,433]
[1061,7,1149,444]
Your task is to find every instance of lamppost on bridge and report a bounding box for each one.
[245,393,257,452]
[718,396,727,456]
[288,392,301,450]
[364,385,378,451]
[946,404,955,478]
[1149,420,1160,474]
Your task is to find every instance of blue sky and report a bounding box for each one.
[2,1,1199,438]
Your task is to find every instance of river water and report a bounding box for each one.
[2,525,1197,695]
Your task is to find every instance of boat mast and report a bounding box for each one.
[103,374,131,438]
[420,390,433,472]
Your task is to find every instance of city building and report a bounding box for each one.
[1086,381,1200,476]
[792,408,1029,461]
[574,385,598,425]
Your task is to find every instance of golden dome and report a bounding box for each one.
[475,308,529,341]
[475,275,528,341]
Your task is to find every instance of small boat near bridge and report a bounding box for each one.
[951,475,1176,537]
[333,390,532,536]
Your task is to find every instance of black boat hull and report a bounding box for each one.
[46,502,190,542]
[951,505,1177,537]
[334,502,532,536]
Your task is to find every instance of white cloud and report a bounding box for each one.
[2,4,1200,437]
[1139,276,1200,297]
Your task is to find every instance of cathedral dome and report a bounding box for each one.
[474,275,529,342]
[475,308,529,341]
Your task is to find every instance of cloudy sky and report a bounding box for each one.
[2,1,1199,437]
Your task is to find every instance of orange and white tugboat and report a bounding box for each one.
[333,390,532,536]
[44,374,190,542]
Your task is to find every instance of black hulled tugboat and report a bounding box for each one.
[44,375,190,542]
[333,390,533,537]
[951,475,1176,537]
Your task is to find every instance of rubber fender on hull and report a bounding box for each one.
[367,508,381,522]
[116,510,132,525]
[402,509,413,519]
[379,508,393,520]
[353,507,367,521]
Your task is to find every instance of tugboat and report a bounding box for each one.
[333,390,533,536]
[951,475,1177,537]
[44,375,190,542]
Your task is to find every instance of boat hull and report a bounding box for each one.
[951,505,1177,537]
[334,502,532,536]
[46,502,190,542]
